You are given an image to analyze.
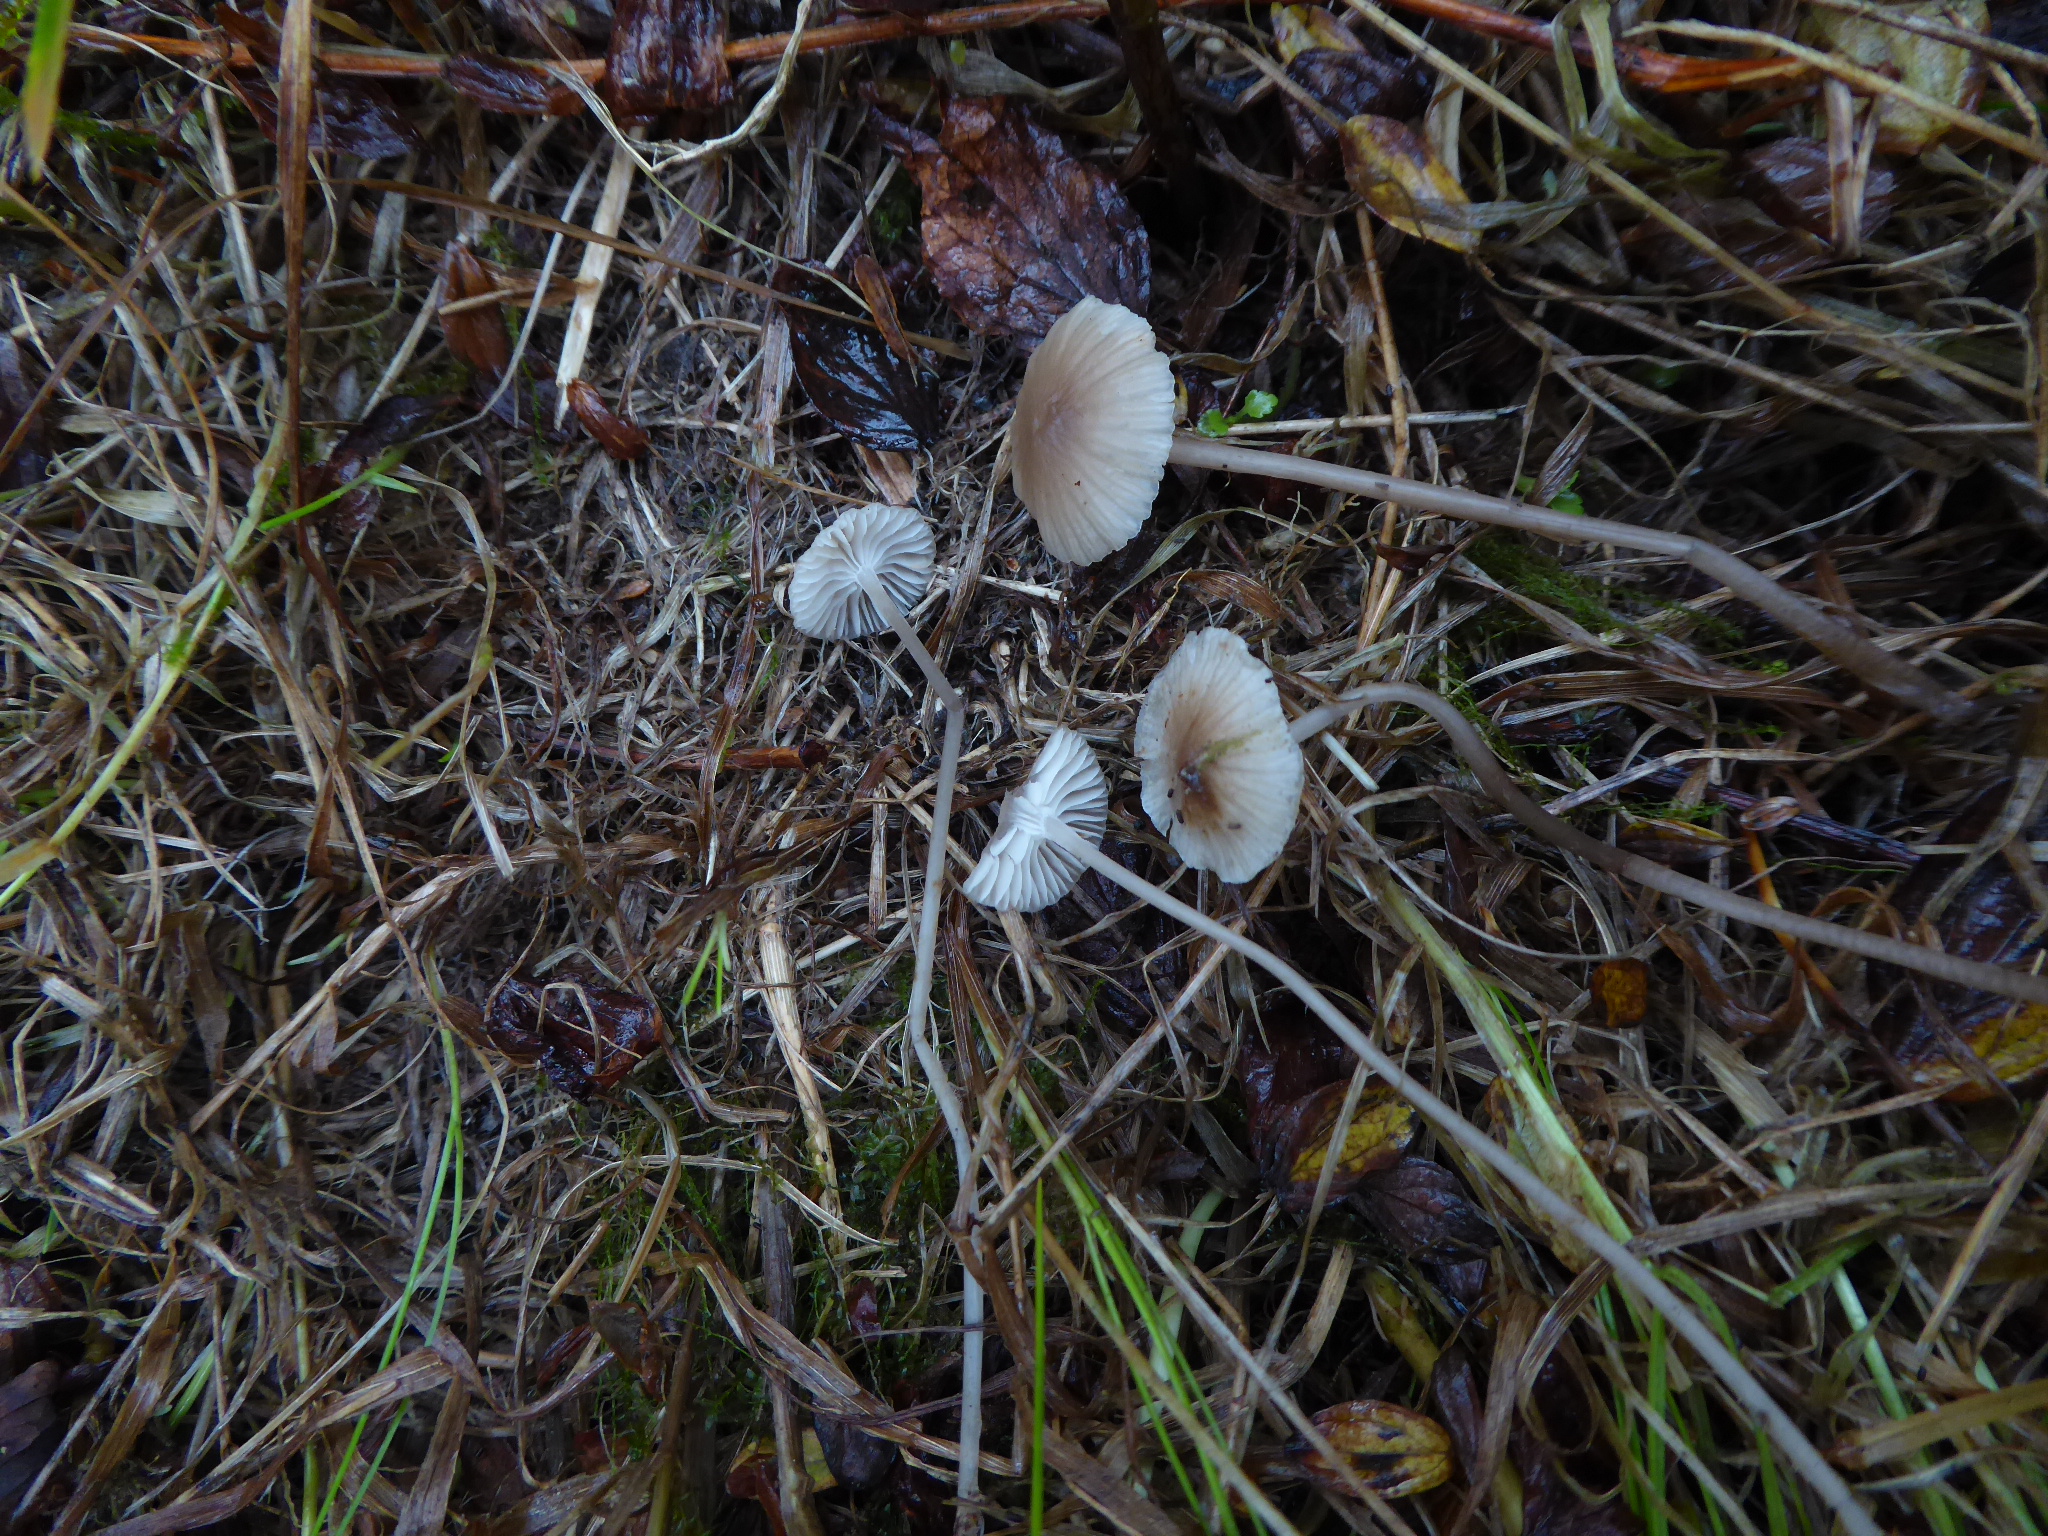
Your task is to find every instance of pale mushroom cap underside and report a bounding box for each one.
[963,728,1110,912]
[787,502,936,641]
[1136,628,1304,883]
[1011,298,1176,567]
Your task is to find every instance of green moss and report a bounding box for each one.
[1465,531,1745,652]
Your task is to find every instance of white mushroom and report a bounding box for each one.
[1011,297,1176,565]
[960,730,1884,1536]
[1136,629,1303,882]
[1005,302,1968,726]
[961,728,1108,913]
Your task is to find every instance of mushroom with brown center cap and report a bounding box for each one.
[960,730,1882,1536]
[1010,300,1971,725]
[1135,628,1303,882]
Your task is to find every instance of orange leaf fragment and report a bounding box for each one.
[1591,958,1650,1029]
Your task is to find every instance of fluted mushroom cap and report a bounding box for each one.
[788,503,936,640]
[963,729,1110,912]
[1011,298,1175,566]
[1135,628,1304,883]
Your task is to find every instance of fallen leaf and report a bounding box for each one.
[1808,0,1988,154]
[476,0,612,54]
[1590,959,1649,1030]
[1341,114,1478,253]
[1276,9,1430,182]
[440,243,513,382]
[869,92,1150,343]
[774,265,939,453]
[481,969,663,1099]
[1283,1400,1455,1499]
[1516,1425,1640,1536]
[1355,1156,1495,1263]
[1266,1081,1416,1211]
[1621,191,1829,291]
[604,0,731,123]
[589,1301,667,1397]
[1736,136,1896,241]
[443,51,582,116]
[314,395,448,535]
[565,380,651,460]
[816,1414,895,1491]
[214,13,423,161]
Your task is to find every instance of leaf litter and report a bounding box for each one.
[7,0,2048,1532]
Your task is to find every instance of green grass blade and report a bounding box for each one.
[20,0,73,178]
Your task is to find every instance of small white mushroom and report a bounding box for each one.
[1004,301,1968,725]
[788,503,953,709]
[1136,628,1303,882]
[1011,297,1176,565]
[958,729,1887,1536]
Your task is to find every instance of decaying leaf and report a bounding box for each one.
[1590,959,1649,1029]
[816,1414,895,1491]
[1737,137,1896,242]
[774,265,939,453]
[604,0,731,124]
[481,970,663,1098]
[1355,1156,1496,1264]
[1341,115,1478,253]
[216,13,421,160]
[1807,0,1988,154]
[589,1300,667,1397]
[441,243,513,382]
[477,0,613,54]
[1621,191,1829,291]
[1875,778,2048,1099]
[1274,8,1430,182]
[565,380,651,460]
[1266,1081,1417,1210]
[869,92,1150,343]
[314,395,448,535]
[443,51,582,116]
[1282,1400,1455,1499]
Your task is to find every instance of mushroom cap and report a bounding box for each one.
[787,503,936,640]
[1011,297,1176,566]
[963,728,1110,912]
[1135,628,1304,883]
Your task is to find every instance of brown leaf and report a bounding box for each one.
[565,380,651,460]
[1621,192,1829,292]
[869,92,1150,343]
[441,244,513,382]
[1736,137,1895,242]
[314,395,449,535]
[589,1301,667,1397]
[443,51,582,116]
[1516,1425,1640,1536]
[816,1415,895,1491]
[476,0,611,53]
[1590,959,1649,1030]
[774,264,939,453]
[215,13,422,163]
[1354,1157,1494,1263]
[604,0,731,124]
[481,969,663,1098]
[1284,1400,1455,1499]
[1276,8,1429,183]
[1265,1081,1416,1211]
[1341,115,1478,253]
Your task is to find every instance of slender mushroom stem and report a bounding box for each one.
[857,573,983,1521]
[1167,435,1974,726]
[1292,683,2048,1006]
[1037,821,1882,1536]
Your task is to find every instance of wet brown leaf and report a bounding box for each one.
[213,11,422,163]
[816,1415,895,1491]
[441,244,513,382]
[1736,137,1895,242]
[481,970,663,1099]
[1516,1425,1640,1536]
[1355,1157,1495,1263]
[869,92,1150,343]
[1341,115,1477,253]
[589,1301,666,1398]
[774,265,939,453]
[1284,1400,1455,1499]
[1808,0,1987,153]
[1590,959,1649,1030]
[1621,192,1829,291]
[314,395,449,535]
[1264,1081,1416,1211]
[565,380,650,460]
[604,0,731,124]
[1276,8,1430,182]
[443,52,582,116]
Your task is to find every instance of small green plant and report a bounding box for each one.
[1514,470,1585,517]
[1196,390,1278,438]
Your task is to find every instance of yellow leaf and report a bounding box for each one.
[1591,959,1650,1029]
[1899,1004,2048,1100]
[1808,0,1988,154]
[1340,115,1478,253]
[1289,1400,1455,1498]
[1287,1084,1416,1196]
[1273,4,1360,62]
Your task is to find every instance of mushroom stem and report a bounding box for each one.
[860,573,984,1517]
[1038,821,1882,1536]
[1166,435,1973,726]
[1293,682,2048,1006]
